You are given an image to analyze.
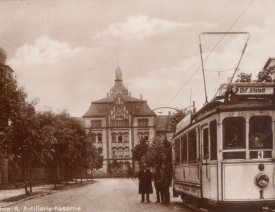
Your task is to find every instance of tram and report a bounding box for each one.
[172,80,275,211]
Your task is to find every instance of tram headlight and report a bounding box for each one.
[254,173,269,188]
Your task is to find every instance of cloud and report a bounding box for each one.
[8,36,82,67]
[95,14,215,40]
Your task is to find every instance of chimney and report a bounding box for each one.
[129,92,131,97]
[168,111,171,116]
[107,93,109,97]
[193,101,196,113]
[140,94,142,100]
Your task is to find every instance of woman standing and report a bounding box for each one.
[138,165,153,202]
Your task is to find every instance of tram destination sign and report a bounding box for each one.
[236,86,274,95]
[176,112,191,133]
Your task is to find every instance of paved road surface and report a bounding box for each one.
[5,178,194,212]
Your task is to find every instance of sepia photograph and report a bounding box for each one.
[1,0,275,211]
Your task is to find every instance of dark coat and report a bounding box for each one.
[138,170,153,194]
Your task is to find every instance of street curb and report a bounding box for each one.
[0,180,94,208]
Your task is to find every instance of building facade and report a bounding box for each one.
[0,47,13,185]
[82,66,156,173]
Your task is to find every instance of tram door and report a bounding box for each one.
[201,126,211,199]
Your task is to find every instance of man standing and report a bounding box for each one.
[138,165,153,203]
[160,163,172,204]
[153,165,162,203]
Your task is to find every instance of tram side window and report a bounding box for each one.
[188,129,197,163]
[203,128,209,159]
[249,116,272,149]
[181,135,187,163]
[210,120,217,160]
[175,139,181,163]
[223,117,246,149]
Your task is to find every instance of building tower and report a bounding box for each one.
[82,66,156,173]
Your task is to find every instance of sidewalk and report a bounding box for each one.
[0,180,94,208]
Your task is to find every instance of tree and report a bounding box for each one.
[235,72,252,82]
[257,65,275,82]
[144,138,172,169]
[132,138,149,166]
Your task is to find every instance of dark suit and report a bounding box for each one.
[160,167,172,204]
[153,169,162,202]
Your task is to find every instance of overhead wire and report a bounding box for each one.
[166,0,254,107]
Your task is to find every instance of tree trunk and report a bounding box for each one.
[22,160,28,195]
[74,167,77,184]
[65,164,69,185]
[54,164,57,190]
[29,163,33,194]
[80,168,83,183]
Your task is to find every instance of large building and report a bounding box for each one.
[0,47,13,185]
[82,66,156,173]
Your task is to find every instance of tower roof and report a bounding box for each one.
[110,66,128,96]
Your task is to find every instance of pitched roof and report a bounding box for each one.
[83,94,156,118]
[93,93,145,103]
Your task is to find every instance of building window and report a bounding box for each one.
[124,132,129,143]
[97,133,102,143]
[98,147,103,154]
[138,119,148,127]
[112,133,116,143]
[88,132,96,143]
[144,132,149,141]
[124,147,129,156]
[111,119,129,128]
[112,147,117,157]
[118,133,123,143]
[91,120,102,128]
[118,147,123,157]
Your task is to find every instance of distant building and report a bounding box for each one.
[155,115,174,142]
[0,47,13,81]
[263,57,275,81]
[82,66,156,173]
[0,47,13,185]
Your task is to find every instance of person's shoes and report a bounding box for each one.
[155,201,160,203]
[147,200,151,203]
[141,200,144,203]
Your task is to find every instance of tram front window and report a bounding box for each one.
[223,117,246,149]
[249,116,272,149]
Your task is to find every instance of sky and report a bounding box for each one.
[1,0,275,116]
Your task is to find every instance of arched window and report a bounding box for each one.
[118,147,123,157]
[97,133,102,143]
[112,133,116,143]
[118,133,123,143]
[112,147,117,157]
[124,132,129,143]
[124,147,129,156]
[144,132,149,141]
[97,147,103,154]
[138,132,143,140]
